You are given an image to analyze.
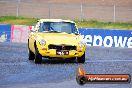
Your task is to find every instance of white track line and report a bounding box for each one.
[86,60,132,63]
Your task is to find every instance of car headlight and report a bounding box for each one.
[79,40,86,48]
[39,39,46,46]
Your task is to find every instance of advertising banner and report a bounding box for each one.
[11,25,32,43]
[78,28,132,48]
[0,24,131,48]
[0,24,11,42]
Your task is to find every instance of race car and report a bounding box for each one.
[28,19,86,64]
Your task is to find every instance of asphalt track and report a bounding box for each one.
[0,42,132,88]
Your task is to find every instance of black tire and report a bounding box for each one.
[34,48,42,64]
[28,48,35,60]
[77,53,85,63]
[28,40,34,60]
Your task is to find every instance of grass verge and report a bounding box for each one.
[0,16,132,30]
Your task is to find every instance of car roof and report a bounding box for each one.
[39,19,75,23]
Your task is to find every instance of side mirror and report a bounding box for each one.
[75,29,79,35]
[30,26,37,32]
[75,31,78,34]
[31,29,36,32]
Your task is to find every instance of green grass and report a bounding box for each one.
[0,16,38,25]
[75,20,132,30]
[0,16,132,30]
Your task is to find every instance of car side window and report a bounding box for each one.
[71,23,78,34]
[39,23,43,32]
[34,22,41,32]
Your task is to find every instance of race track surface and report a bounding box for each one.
[0,42,132,88]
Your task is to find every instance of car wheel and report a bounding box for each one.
[77,53,85,63]
[34,48,42,64]
[28,48,35,60]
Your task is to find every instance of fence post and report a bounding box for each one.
[113,4,116,22]
[80,3,83,21]
[48,3,51,19]
[16,0,20,16]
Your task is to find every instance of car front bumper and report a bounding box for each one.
[37,46,86,58]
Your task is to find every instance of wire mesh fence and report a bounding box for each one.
[0,1,132,22]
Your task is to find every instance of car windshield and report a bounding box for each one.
[39,22,78,34]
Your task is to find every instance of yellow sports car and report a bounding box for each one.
[28,19,86,64]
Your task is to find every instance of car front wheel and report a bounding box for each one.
[28,48,35,60]
[77,53,85,63]
[34,48,42,64]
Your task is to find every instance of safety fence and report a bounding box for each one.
[0,1,132,22]
[0,24,132,48]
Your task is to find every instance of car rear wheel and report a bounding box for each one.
[28,48,35,60]
[34,48,42,64]
[77,53,85,63]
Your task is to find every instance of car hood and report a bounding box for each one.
[36,32,80,45]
